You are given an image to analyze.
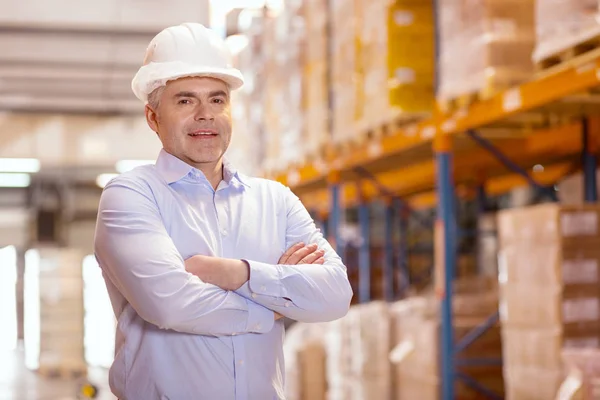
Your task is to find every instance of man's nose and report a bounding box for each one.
[194,105,215,121]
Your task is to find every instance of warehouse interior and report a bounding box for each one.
[2,0,600,399]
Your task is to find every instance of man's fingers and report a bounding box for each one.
[287,243,318,265]
[299,249,325,265]
[314,257,325,265]
[278,242,304,264]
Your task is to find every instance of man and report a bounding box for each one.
[93,22,353,400]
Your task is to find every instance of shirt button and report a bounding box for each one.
[261,285,267,292]
[238,360,244,365]
[221,229,228,236]
[251,293,257,299]
[285,301,291,308]
[255,324,261,330]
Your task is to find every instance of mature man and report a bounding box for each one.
[93,22,353,400]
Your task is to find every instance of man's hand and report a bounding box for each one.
[185,255,248,291]
[278,242,325,265]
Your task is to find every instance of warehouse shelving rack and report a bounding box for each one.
[267,42,600,400]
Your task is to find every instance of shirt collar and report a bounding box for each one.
[154,148,250,187]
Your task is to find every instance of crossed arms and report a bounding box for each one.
[94,177,353,337]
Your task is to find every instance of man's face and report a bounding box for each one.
[146,76,232,168]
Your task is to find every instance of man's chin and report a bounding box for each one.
[185,153,224,166]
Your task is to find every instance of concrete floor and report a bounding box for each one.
[0,347,114,400]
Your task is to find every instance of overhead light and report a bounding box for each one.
[96,173,119,189]
[533,164,544,173]
[0,173,31,188]
[115,160,154,174]
[0,158,40,173]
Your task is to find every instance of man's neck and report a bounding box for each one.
[197,160,223,190]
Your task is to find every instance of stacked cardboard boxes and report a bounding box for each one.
[262,15,286,174]
[559,348,600,400]
[330,0,435,145]
[390,277,504,399]
[532,0,600,64]
[325,301,391,400]
[228,9,270,176]
[24,247,86,375]
[330,0,361,146]
[497,203,600,399]
[384,0,435,122]
[300,0,330,160]
[437,0,535,102]
[273,0,305,169]
[232,2,329,173]
[284,322,329,400]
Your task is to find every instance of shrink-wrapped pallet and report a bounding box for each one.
[330,0,361,146]
[325,301,391,400]
[274,0,305,168]
[497,203,600,399]
[24,247,86,376]
[262,16,286,174]
[390,277,504,400]
[300,0,330,160]
[228,9,270,176]
[437,0,535,103]
[330,0,434,145]
[532,0,600,65]
[558,348,600,400]
[284,322,329,400]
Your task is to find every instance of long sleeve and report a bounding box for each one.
[235,183,353,323]
[94,177,275,336]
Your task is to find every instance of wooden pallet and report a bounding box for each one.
[362,112,430,142]
[535,45,600,80]
[437,84,505,114]
[37,364,87,379]
[535,33,600,73]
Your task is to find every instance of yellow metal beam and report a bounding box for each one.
[402,160,578,210]
[298,121,588,213]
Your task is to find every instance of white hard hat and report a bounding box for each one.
[131,22,244,103]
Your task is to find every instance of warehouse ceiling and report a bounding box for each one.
[0,0,211,115]
[0,1,213,239]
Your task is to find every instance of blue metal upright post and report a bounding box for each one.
[582,118,598,202]
[475,185,487,275]
[435,135,456,400]
[396,199,410,297]
[383,199,394,301]
[320,211,329,240]
[358,199,371,303]
[328,172,343,255]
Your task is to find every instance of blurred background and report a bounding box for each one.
[3,0,600,399]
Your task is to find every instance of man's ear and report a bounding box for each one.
[145,104,159,134]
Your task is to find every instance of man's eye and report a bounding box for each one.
[178,99,191,104]
[212,98,225,104]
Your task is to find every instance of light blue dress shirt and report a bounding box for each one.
[94,149,353,400]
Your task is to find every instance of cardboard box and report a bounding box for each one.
[389,280,504,400]
[283,322,329,400]
[503,367,564,400]
[437,0,535,101]
[559,348,600,400]
[497,203,600,247]
[533,0,600,62]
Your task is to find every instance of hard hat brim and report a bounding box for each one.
[131,61,244,103]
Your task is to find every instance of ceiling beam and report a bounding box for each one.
[0,22,158,39]
[0,58,139,71]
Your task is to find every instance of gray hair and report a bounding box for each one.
[147,86,166,110]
